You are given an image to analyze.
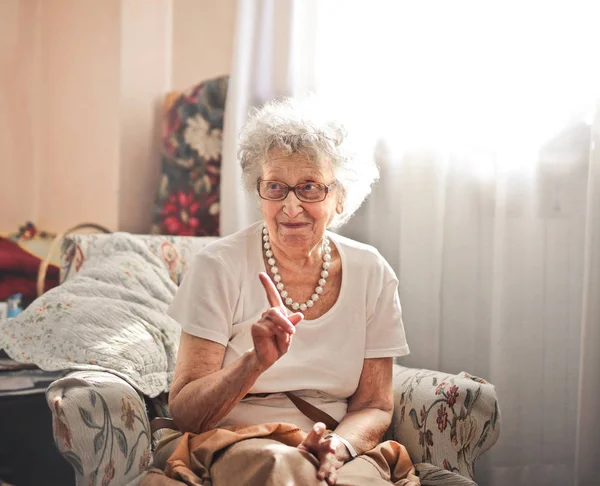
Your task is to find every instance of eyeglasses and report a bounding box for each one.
[257,180,337,203]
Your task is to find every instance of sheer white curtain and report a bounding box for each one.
[221,1,600,485]
[220,0,320,234]
[575,101,600,486]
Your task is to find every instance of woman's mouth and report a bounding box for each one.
[280,222,309,229]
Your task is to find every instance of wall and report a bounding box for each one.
[0,0,235,234]
[119,0,172,232]
[0,0,40,231]
[171,0,236,91]
[38,0,122,231]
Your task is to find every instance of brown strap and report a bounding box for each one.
[284,392,339,431]
[151,417,178,435]
[150,392,340,435]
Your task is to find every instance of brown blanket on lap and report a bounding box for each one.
[143,423,420,486]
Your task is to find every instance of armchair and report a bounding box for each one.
[46,235,500,486]
[43,232,500,486]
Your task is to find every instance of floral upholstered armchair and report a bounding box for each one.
[37,233,502,486]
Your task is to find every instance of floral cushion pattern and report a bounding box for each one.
[391,366,500,481]
[151,76,228,236]
[47,371,151,486]
[60,233,218,285]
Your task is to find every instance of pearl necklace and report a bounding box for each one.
[262,224,331,311]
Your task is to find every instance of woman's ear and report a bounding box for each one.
[336,202,344,214]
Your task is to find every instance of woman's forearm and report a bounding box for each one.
[333,407,392,461]
[169,350,264,434]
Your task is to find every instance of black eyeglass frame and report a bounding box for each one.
[256,179,337,203]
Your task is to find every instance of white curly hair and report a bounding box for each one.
[238,97,379,229]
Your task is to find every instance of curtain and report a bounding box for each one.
[222,1,600,484]
[575,101,600,486]
[220,0,320,234]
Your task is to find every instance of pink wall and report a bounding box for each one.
[0,0,235,234]
[38,0,122,231]
[0,0,40,230]
[172,0,236,91]
[119,0,172,233]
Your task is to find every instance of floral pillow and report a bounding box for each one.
[151,76,228,237]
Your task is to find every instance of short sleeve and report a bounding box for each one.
[167,251,237,346]
[365,265,410,359]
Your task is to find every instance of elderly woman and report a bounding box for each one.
[151,99,418,486]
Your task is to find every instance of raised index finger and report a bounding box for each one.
[259,272,284,308]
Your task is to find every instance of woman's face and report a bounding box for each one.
[260,148,340,253]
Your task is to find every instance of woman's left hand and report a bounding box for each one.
[298,423,344,485]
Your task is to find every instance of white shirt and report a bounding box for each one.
[168,221,410,432]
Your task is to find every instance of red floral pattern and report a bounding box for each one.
[160,191,202,236]
[139,449,151,473]
[446,385,459,407]
[152,76,228,236]
[121,398,135,431]
[101,460,115,486]
[397,370,500,480]
[52,398,72,450]
[437,404,449,432]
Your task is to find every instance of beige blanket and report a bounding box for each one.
[143,423,420,486]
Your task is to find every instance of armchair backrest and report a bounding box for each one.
[60,232,219,286]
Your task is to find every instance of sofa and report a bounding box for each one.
[3,232,500,485]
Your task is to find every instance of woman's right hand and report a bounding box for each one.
[251,272,304,370]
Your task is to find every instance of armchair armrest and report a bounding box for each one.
[390,365,500,482]
[46,370,152,486]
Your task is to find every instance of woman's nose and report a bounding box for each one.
[282,190,303,218]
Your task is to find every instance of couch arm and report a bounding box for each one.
[390,365,500,482]
[46,371,152,486]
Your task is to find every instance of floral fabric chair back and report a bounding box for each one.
[151,76,228,236]
[60,233,218,285]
